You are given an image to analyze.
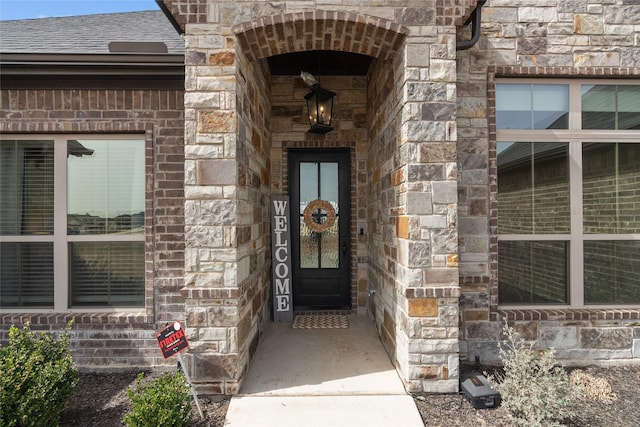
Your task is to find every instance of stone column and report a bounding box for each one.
[394,22,461,393]
[179,2,273,394]
[180,16,245,394]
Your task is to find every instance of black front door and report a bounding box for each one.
[288,149,351,309]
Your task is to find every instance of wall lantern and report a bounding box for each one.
[301,72,336,134]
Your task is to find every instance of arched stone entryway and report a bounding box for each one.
[231,12,410,317]
[170,1,467,394]
[233,11,407,61]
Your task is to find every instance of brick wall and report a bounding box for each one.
[0,84,186,369]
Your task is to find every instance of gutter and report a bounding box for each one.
[456,0,487,51]
[155,0,185,36]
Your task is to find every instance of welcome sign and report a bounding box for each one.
[271,195,294,322]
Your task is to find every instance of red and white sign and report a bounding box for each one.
[156,321,189,359]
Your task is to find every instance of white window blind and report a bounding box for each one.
[0,140,55,308]
[0,136,145,311]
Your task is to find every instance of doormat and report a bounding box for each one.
[292,314,349,329]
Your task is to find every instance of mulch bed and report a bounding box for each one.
[60,365,640,426]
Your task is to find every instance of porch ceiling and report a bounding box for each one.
[267,50,372,76]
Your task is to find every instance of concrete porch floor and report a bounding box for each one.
[224,315,424,427]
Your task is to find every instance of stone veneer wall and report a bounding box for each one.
[367,44,462,392]
[456,0,640,365]
[165,0,477,393]
[234,53,272,388]
[367,53,404,366]
[168,0,413,393]
[365,4,476,393]
[0,86,186,369]
[180,19,272,393]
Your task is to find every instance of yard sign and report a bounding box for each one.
[155,321,203,419]
[156,321,189,359]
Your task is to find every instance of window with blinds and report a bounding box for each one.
[0,136,145,310]
[0,140,54,235]
[1,140,55,308]
[69,242,145,307]
[0,242,54,307]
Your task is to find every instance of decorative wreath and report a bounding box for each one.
[303,199,337,233]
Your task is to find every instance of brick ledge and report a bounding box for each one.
[498,308,640,321]
[1,312,150,326]
[180,287,240,299]
[405,287,461,299]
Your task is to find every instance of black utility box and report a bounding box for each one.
[460,374,501,409]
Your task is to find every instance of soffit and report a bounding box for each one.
[267,50,373,76]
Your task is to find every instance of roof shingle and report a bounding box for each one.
[0,10,184,55]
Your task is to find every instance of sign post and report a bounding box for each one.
[271,195,294,322]
[156,321,203,419]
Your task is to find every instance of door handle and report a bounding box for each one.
[342,243,346,257]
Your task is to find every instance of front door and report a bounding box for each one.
[289,149,351,309]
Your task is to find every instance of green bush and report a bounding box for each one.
[0,322,79,427]
[487,320,577,427]
[123,371,193,427]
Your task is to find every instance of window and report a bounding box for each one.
[0,136,145,310]
[496,81,640,307]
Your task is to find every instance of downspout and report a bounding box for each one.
[155,0,185,36]
[456,0,487,51]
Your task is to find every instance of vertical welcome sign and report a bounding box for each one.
[271,195,294,322]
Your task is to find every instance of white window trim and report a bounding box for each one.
[496,79,640,309]
[0,134,146,313]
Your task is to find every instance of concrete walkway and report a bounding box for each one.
[224,315,424,427]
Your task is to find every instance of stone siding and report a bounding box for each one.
[181,24,273,393]
[35,0,618,394]
[465,316,640,366]
[0,85,186,369]
[363,2,465,393]
[457,0,640,364]
[166,0,479,393]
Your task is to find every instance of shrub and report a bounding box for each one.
[0,321,79,427]
[123,371,193,427]
[487,320,577,427]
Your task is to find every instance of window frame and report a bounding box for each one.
[496,78,640,309]
[0,134,147,313]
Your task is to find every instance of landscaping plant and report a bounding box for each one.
[123,371,193,427]
[0,321,79,427]
[487,320,577,427]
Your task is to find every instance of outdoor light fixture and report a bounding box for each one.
[301,71,336,134]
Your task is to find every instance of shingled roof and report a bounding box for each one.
[0,10,184,55]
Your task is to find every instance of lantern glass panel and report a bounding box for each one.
[305,87,336,134]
